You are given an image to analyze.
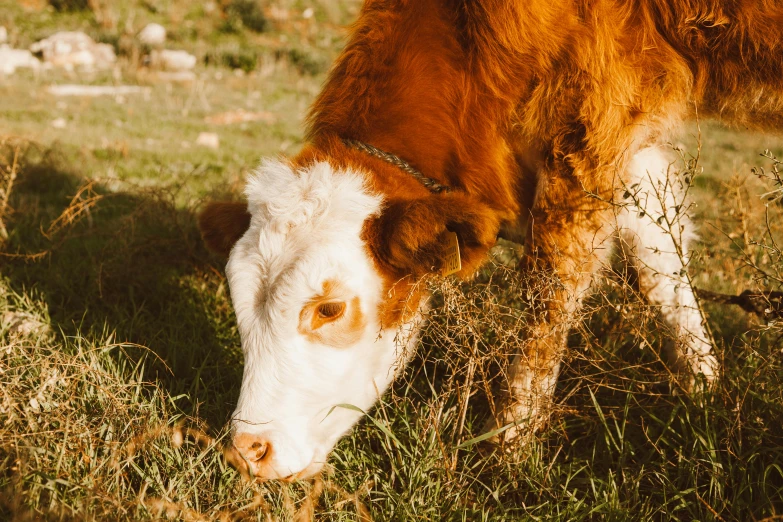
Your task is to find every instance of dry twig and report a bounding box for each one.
[695,287,783,320]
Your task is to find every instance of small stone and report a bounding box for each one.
[2,312,49,337]
[149,49,197,71]
[302,7,314,19]
[196,132,219,149]
[30,31,116,71]
[172,427,184,448]
[138,23,166,46]
[0,47,40,75]
[51,118,67,129]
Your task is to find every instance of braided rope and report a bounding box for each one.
[342,138,451,194]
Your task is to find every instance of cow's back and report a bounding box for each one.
[645,0,783,128]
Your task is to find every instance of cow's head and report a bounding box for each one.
[199,158,498,481]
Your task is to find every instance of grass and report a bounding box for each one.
[2,1,783,520]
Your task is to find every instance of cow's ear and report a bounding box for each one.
[198,201,251,257]
[364,193,501,279]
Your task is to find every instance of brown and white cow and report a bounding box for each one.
[199,0,783,481]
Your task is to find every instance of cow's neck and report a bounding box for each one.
[296,0,570,220]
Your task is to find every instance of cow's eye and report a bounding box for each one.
[317,301,345,319]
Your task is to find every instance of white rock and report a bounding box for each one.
[149,49,197,71]
[172,427,184,448]
[138,23,166,46]
[51,117,67,128]
[196,132,219,149]
[302,7,314,19]
[2,312,49,337]
[0,26,8,45]
[0,46,40,75]
[30,31,116,71]
[93,42,116,65]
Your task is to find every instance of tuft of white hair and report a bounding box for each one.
[245,159,382,235]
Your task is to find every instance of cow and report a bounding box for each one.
[198,0,783,481]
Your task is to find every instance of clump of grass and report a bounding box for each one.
[221,0,268,34]
[48,0,92,12]
[205,47,259,73]
[278,47,328,76]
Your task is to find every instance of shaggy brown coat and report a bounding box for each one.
[201,0,783,433]
[294,0,783,321]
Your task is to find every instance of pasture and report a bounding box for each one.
[2,1,783,520]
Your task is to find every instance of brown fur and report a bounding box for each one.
[200,0,783,430]
[294,0,783,326]
[198,202,251,258]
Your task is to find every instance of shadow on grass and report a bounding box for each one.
[1,141,242,428]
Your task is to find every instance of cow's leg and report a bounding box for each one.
[615,147,718,388]
[489,165,616,443]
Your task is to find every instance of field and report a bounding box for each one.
[2,1,783,520]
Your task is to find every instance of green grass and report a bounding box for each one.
[2,2,783,520]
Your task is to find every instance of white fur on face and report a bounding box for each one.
[226,159,420,479]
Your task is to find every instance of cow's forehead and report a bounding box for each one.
[241,161,381,276]
[244,159,381,238]
[228,159,383,317]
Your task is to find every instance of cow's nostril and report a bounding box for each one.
[233,433,274,470]
[233,433,277,479]
[250,440,269,462]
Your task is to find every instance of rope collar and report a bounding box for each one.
[342,138,452,194]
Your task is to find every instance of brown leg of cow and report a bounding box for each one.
[489,170,615,444]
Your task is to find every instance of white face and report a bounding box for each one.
[225,160,420,481]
